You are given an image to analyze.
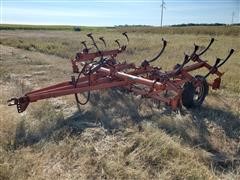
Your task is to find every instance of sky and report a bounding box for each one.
[1,0,239,26]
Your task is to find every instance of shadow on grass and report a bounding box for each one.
[13,91,240,171]
[190,106,240,170]
[13,89,156,148]
[13,110,99,149]
[191,106,240,140]
[150,105,240,171]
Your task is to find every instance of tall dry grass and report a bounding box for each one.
[0,27,239,179]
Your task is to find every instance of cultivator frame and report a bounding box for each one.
[8,32,234,113]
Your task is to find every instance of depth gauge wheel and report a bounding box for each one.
[182,75,209,108]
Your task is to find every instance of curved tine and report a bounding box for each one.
[122,32,129,42]
[86,33,96,44]
[122,32,129,47]
[115,39,121,48]
[87,32,93,38]
[217,49,234,68]
[197,38,215,56]
[175,54,189,74]
[188,44,199,60]
[99,37,107,47]
[92,43,101,52]
[81,41,88,49]
[86,33,101,52]
[148,38,167,63]
[182,54,190,67]
[181,45,199,66]
[204,58,221,78]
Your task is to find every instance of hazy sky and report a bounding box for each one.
[1,0,239,26]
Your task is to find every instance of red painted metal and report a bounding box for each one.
[7,34,234,113]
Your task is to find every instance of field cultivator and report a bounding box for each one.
[8,33,234,113]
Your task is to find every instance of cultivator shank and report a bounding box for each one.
[8,33,234,113]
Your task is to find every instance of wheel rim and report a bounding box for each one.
[193,82,204,104]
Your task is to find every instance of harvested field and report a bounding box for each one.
[0,27,239,179]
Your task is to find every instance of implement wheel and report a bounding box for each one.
[182,75,209,108]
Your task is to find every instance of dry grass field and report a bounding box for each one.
[0,26,240,179]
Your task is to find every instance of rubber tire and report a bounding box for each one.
[182,75,209,108]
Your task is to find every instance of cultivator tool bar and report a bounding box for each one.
[8,33,234,113]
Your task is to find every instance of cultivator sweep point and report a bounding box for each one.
[8,33,234,113]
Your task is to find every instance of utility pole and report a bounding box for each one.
[231,11,235,24]
[237,0,240,24]
[160,0,166,27]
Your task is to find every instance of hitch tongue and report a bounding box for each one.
[7,96,30,113]
[7,98,18,106]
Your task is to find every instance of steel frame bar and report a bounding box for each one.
[8,35,233,113]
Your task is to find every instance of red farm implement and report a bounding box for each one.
[8,33,234,113]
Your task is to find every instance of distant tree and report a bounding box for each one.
[73,26,81,31]
[171,23,227,27]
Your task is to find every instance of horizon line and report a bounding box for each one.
[1,22,238,27]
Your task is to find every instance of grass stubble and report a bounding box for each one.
[0,26,239,179]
